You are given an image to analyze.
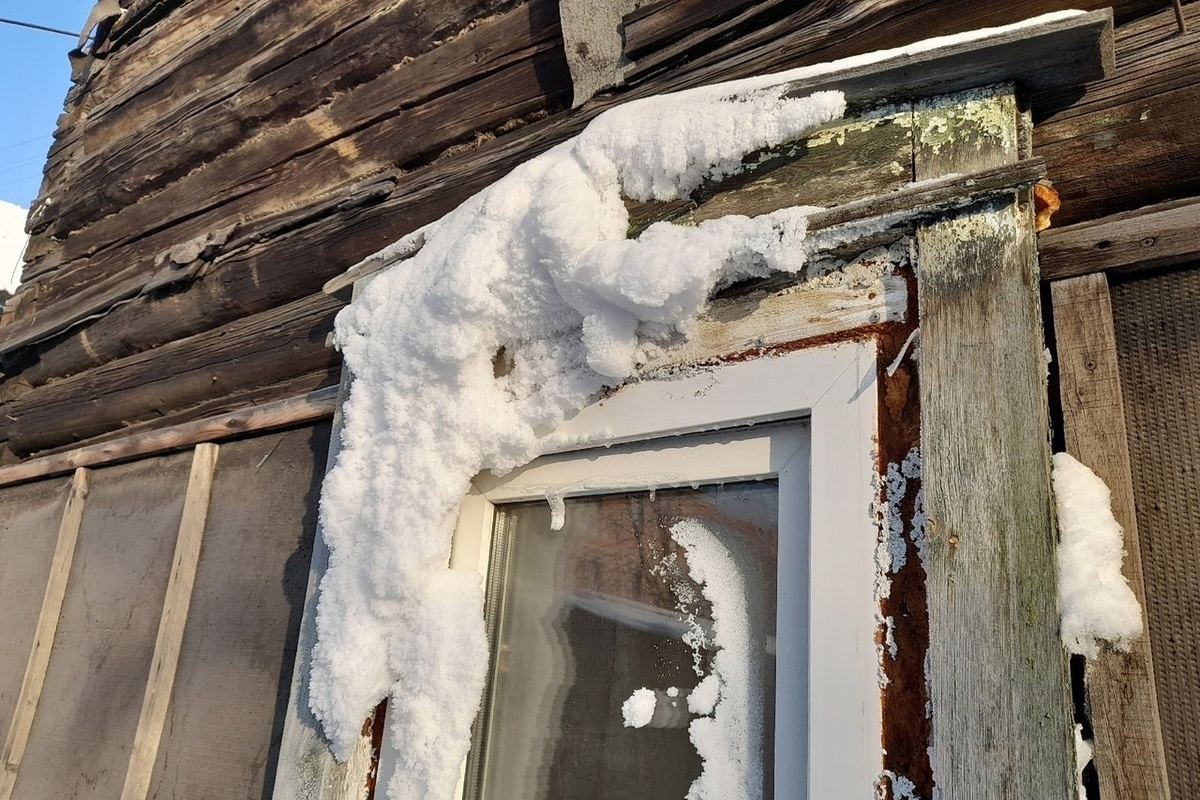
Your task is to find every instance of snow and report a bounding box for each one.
[1052,453,1144,659]
[309,74,843,800]
[622,687,657,729]
[671,520,762,800]
[0,201,29,296]
[1074,724,1093,800]
[307,12,1091,798]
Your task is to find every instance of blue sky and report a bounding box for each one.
[0,2,93,208]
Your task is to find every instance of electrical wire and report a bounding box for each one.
[0,17,77,38]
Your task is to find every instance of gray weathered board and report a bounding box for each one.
[9,454,190,800]
[1051,272,1171,800]
[915,88,1074,799]
[141,426,327,800]
[0,478,71,730]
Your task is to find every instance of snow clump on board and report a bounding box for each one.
[1052,452,1143,658]
[308,77,845,800]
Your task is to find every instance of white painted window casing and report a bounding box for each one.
[377,340,881,798]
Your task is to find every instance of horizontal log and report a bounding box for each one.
[1038,197,1200,281]
[35,0,523,243]
[0,9,1109,364]
[4,293,344,456]
[1033,2,1200,226]
[621,0,760,59]
[20,0,565,296]
[0,386,338,489]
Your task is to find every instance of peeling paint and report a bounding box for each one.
[915,87,1016,157]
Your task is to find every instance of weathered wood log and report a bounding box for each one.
[35,0,527,243]
[916,89,1074,800]
[1032,2,1200,227]
[16,0,569,311]
[1039,197,1200,281]
[1050,272,1172,800]
[0,10,1110,368]
[4,293,344,457]
[621,0,760,60]
[0,387,338,489]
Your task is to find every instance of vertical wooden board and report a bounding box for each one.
[10,453,192,800]
[1110,264,1200,800]
[0,478,71,731]
[1050,273,1171,800]
[144,424,328,800]
[915,89,1074,799]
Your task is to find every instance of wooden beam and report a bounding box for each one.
[271,286,380,800]
[1039,197,1200,281]
[1050,272,1172,800]
[916,89,1074,799]
[0,387,337,489]
[1033,2,1200,227]
[0,468,90,800]
[3,292,343,457]
[120,443,219,800]
[0,9,1111,361]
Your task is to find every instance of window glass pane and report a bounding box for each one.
[474,482,778,800]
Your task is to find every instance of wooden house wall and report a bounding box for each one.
[0,0,1195,459]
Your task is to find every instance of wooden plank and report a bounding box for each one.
[9,453,190,800]
[0,387,338,490]
[0,8,1111,360]
[271,306,379,800]
[1050,272,1172,800]
[119,444,218,800]
[621,0,759,59]
[3,292,344,457]
[37,0,520,240]
[143,426,326,799]
[0,469,89,800]
[1033,3,1200,227]
[1039,197,1200,281]
[0,477,72,731]
[915,89,1074,799]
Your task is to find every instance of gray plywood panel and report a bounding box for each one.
[12,452,191,800]
[147,424,328,800]
[1112,264,1200,799]
[0,477,71,731]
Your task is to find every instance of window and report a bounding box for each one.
[376,341,881,798]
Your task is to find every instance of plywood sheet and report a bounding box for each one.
[146,424,329,800]
[11,453,190,800]
[0,477,71,731]
[1112,263,1200,799]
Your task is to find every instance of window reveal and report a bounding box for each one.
[470,483,779,800]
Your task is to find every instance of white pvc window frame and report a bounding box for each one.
[416,339,883,799]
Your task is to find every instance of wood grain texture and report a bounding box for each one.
[120,443,219,800]
[1039,197,1200,281]
[3,292,343,457]
[0,387,337,489]
[9,453,189,800]
[915,90,1074,800]
[0,477,72,731]
[0,8,1111,367]
[0,469,89,800]
[1050,272,1171,800]
[271,342,379,800]
[144,426,325,800]
[1033,3,1200,227]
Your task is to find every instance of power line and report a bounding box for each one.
[0,17,77,38]
[0,135,52,154]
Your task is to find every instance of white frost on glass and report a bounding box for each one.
[1052,452,1144,658]
[622,688,657,729]
[308,12,1088,798]
[671,520,762,800]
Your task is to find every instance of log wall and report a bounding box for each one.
[0,0,1196,459]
